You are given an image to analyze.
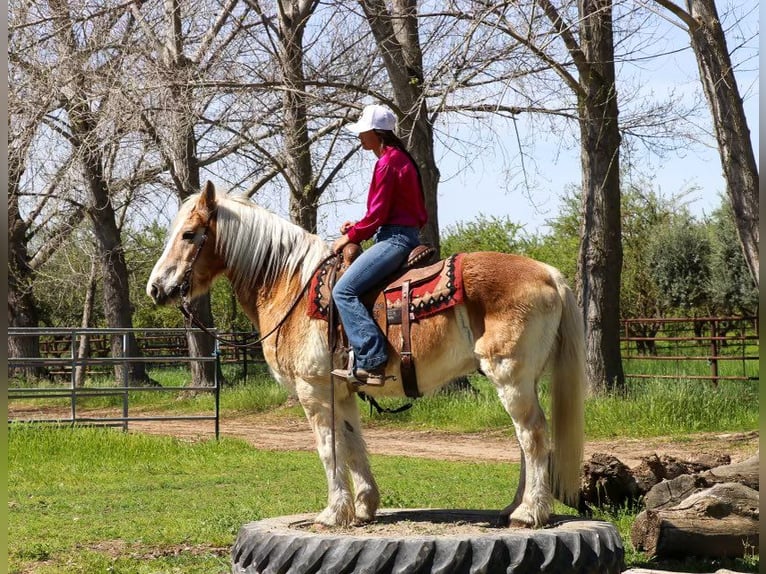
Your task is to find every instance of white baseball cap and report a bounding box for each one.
[346,104,396,133]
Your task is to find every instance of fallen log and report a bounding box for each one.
[580,453,641,510]
[644,452,759,510]
[631,482,759,559]
[699,452,759,491]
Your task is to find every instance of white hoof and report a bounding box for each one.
[509,501,550,529]
[314,503,354,527]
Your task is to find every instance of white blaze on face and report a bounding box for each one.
[146,217,187,301]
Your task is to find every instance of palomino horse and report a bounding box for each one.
[146,181,586,529]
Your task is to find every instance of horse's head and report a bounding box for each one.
[147,181,224,305]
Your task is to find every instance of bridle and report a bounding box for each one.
[177,211,340,349]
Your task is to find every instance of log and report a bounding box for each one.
[580,453,641,510]
[632,453,730,494]
[644,474,704,511]
[631,482,759,559]
[644,452,760,510]
[700,452,759,491]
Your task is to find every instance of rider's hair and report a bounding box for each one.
[373,129,424,195]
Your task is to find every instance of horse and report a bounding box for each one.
[146,181,586,529]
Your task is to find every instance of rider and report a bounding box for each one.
[330,104,428,386]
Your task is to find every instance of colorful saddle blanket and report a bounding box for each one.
[307,253,465,324]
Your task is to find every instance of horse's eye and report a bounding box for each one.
[182,230,196,242]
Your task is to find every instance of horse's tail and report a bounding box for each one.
[548,269,587,508]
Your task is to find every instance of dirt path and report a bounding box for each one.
[11,405,758,468]
[130,413,759,468]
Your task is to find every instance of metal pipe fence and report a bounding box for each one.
[8,317,758,434]
[8,327,221,438]
[620,316,759,384]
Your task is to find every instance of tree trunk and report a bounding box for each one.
[631,482,759,559]
[277,0,319,233]
[576,0,624,393]
[360,0,441,253]
[8,185,44,379]
[685,0,759,287]
[8,112,45,379]
[81,148,150,385]
[74,260,98,388]
[162,0,220,387]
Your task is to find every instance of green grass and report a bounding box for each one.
[9,369,759,573]
[358,375,758,439]
[9,426,523,574]
[9,423,758,574]
[11,370,759,439]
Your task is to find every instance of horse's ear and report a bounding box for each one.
[198,180,217,215]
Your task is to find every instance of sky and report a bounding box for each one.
[313,1,759,241]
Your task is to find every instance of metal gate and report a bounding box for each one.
[8,327,220,438]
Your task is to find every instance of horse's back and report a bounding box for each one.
[460,251,561,312]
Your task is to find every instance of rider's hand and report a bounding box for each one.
[332,234,351,254]
[339,221,354,234]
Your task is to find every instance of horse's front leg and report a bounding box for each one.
[295,379,356,527]
[335,391,380,523]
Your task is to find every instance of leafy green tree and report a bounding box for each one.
[706,200,758,316]
[647,217,712,314]
[525,189,581,285]
[440,215,529,257]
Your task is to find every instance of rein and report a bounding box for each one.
[178,216,340,349]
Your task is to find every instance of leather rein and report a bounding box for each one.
[178,213,340,349]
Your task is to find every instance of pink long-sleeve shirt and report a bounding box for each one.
[346,147,428,244]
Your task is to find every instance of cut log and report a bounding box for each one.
[632,453,730,494]
[700,452,759,491]
[631,482,759,559]
[580,453,641,510]
[644,474,705,510]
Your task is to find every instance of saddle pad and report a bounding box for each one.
[307,258,339,320]
[307,253,464,322]
[384,254,464,321]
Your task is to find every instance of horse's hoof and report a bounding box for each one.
[508,518,534,529]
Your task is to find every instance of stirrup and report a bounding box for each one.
[330,367,394,387]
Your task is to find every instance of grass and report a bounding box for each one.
[11,366,759,438]
[9,423,758,574]
[9,425,524,574]
[8,367,760,573]
[356,375,758,440]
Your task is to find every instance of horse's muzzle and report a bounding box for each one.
[148,283,179,305]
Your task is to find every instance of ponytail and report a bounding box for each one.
[373,129,424,196]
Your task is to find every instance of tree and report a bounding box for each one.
[706,200,758,316]
[128,0,274,386]
[648,217,712,313]
[465,0,624,391]
[359,0,442,252]
[43,0,152,384]
[651,0,759,287]
[440,215,528,257]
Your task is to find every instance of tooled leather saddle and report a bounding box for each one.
[308,244,465,398]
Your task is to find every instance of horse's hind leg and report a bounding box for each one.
[294,379,356,527]
[335,392,380,523]
[488,361,552,528]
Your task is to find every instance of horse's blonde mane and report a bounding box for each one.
[182,191,330,292]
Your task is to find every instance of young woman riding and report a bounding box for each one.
[330,104,428,386]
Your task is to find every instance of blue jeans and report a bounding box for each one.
[332,225,421,371]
